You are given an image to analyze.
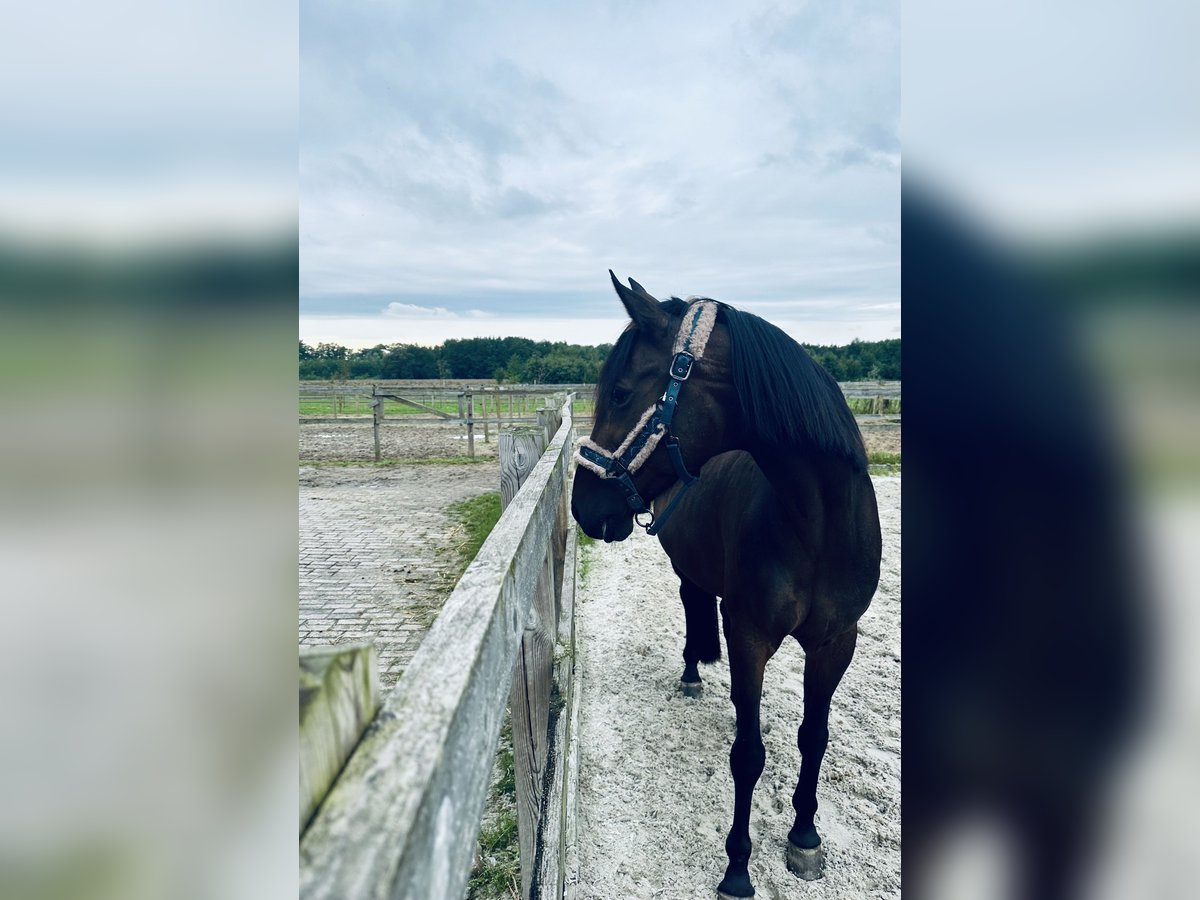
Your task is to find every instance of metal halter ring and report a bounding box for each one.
[634,509,655,529]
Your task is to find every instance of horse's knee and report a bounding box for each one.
[797,719,829,755]
[730,734,766,783]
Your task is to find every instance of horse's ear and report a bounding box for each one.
[627,277,657,302]
[609,270,668,335]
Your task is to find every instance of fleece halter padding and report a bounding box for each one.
[575,299,717,534]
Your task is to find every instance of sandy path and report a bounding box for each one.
[573,476,900,900]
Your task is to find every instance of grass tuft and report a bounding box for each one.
[846,396,902,415]
[576,525,595,584]
[867,450,901,475]
[467,717,520,899]
[447,492,503,574]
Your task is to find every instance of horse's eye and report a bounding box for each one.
[610,386,632,406]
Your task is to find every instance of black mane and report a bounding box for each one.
[718,302,867,469]
[597,297,866,470]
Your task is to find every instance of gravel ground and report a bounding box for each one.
[572,476,901,900]
[299,420,501,461]
[859,422,901,457]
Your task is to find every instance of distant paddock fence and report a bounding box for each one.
[299,381,594,460]
[298,380,899,460]
[839,380,902,417]
[300,395,580,900]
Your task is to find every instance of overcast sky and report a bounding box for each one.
[300,0,899,348]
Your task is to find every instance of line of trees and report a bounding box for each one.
[299,336,900,383]
[299,337,612,383]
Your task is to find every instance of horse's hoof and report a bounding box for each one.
[786,840,825,880]
[680,679,703,698]
[716,871,754,898]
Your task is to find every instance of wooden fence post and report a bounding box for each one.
[300,644,379,833]
[457,392,466,453]
[371,386,382,462]
[482,390,490,444]
[499,425,554,900]
[537,393,576,900]
[536,405,566,613]
[466,390,475,457]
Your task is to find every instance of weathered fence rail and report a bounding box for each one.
[300,395,577,900]
[302,383,585,460]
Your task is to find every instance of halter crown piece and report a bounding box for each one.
[576,299,719,536]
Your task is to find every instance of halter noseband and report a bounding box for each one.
[576,299,718,536]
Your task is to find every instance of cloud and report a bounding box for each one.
[300,1,900,340]
[382,302,495,319]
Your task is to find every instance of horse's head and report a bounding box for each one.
[571,272,734,542]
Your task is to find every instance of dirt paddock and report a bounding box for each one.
[300,420,502,461]
[572,476,900,899]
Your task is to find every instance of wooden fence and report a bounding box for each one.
[300,395,578,900]
[300,379,898,461]
[300,382,590,422]
[301,383,588,460]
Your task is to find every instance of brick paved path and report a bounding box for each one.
[299,463,498,689]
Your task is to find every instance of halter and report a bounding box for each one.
[576,299,718,536]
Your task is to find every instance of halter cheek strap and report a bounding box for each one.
[576,299,718,535]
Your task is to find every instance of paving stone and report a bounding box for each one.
[299,462,498,689]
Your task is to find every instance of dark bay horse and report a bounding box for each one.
[571,273,882,898]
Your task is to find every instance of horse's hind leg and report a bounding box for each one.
[788,627,858,880]
[673,563,719,697]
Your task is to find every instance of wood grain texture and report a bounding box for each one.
[500,414,559,900]
[499,427,548,508]
[510,549,556,900]
[299,644,380,834]
[537,518,579,900]
[299,399,573,900]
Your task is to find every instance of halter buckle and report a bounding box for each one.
[669,351,694,380]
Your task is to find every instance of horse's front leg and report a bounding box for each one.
[717,606,777,898]
[673,564,720,697]
[788,627,858,880]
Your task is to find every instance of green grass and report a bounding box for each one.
[299,397,464,417]
[447,492,503,572]
[867,450,902,475]
[467,718,520,899]
[576,525,595,583]
[846,396,902,415]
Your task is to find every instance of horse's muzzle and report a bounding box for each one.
[571,476,636,543]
